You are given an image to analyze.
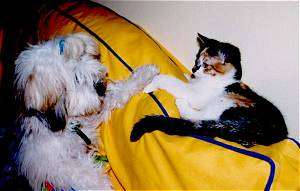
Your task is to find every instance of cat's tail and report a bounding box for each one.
[130,115,219,142]
[130,115,288,147]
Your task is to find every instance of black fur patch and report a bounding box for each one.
[130,115,195,142]
[223,82,288,145]
[25,108,66,132]
[131,110,287,147]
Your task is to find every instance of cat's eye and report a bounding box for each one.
[202,62,208,68]
[206,47,218,56]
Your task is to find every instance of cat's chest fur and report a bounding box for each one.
[194,95,235,121]
[185,75,237,121]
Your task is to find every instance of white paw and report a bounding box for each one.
[133,64,160,84]
[143,64,160,77]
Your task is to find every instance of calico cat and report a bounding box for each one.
[130,33,288,147]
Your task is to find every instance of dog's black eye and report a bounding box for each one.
[94,80,106,97]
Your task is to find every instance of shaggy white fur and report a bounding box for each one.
[15,33,159,191]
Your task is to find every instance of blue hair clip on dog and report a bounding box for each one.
[59,38,65,55]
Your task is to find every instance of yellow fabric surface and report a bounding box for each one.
[38,1,299,190]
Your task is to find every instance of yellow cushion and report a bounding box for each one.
[38,1,299,190]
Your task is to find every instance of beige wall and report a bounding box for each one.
[98,1,299,140]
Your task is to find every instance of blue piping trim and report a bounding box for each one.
[148,92,169,117]
[190,135,275,191]
[287,137,300,148]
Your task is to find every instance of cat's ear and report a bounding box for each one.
[197,33,210,48]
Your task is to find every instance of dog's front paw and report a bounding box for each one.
[143,64,160,80]
[133,64,160,83]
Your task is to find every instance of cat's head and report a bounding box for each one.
[191,33,242,80]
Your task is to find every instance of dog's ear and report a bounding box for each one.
[15,63,47,110]
[15,50,42,110]
[15,48,66,111]
[23,72,45,110]
[19,68,63,111]
[63,33,99,60]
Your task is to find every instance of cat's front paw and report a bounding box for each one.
[144,74,163,93]
[143,80,158,93]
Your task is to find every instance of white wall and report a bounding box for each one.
[98,1,299,140]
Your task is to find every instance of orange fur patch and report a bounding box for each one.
[227,93,255,108]
[40,94,59,112]
[240,82,249,90]
[212,62,233,74]
[200,49,234,76]
[28,74,35,82]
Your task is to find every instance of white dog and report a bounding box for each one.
[14,33,158,191]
